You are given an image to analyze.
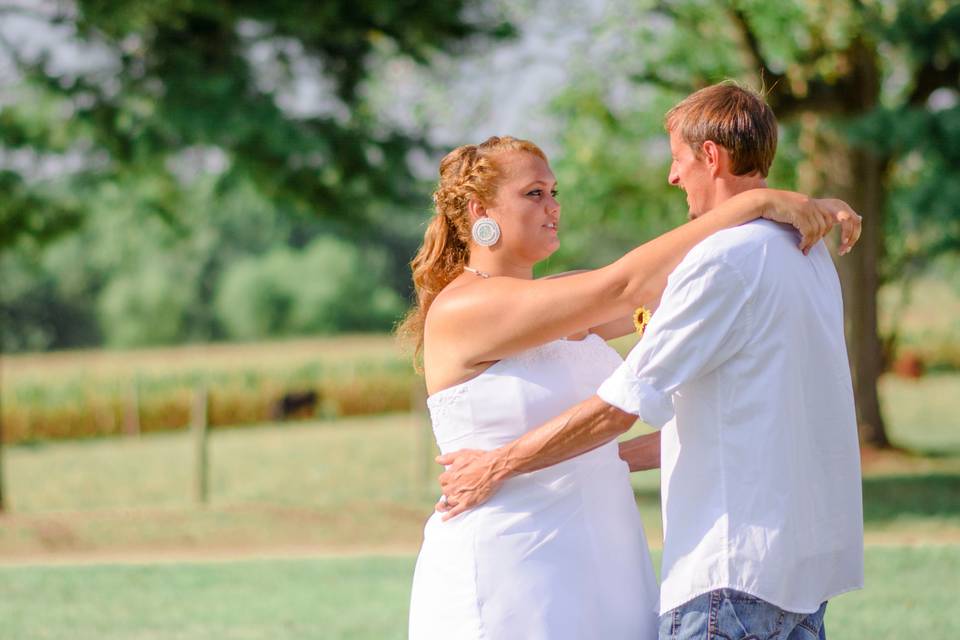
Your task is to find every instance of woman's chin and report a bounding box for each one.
[537,242,560,262]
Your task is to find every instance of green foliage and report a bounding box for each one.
[542,84,687,273]
[0,246,100,352]
[547,0,960,446]
[0,0,512,245]
[851,105,960,276]
[215,236,404,339]
[0,162,418,351]
[550,0,960,271]
[98,259,198,347]
[0,0,513,351]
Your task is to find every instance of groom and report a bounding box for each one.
[436,83,864,639]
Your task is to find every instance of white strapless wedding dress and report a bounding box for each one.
[408,334,659,639]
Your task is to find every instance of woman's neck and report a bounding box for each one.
[466,255,533,280]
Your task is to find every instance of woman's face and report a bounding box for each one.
[483,151,560,264]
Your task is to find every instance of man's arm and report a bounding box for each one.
[437,244,756,519]
[436,396,636,520]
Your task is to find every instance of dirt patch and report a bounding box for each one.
[0,543,419,568]
[860,445,960,476]
[0,502,429,564]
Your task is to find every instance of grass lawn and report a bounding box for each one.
[0,335,401,383]
[0,413,436,556]
[0,372,957,639]
[2,374,959,556]
[1,546,956,640]
[0,409,955,640]
[880,374,960,453]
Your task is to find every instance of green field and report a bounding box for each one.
[1,548,956,640]
[4,375,958,556]
[1,371,958,638]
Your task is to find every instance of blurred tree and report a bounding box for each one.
[551,0,960,447]
[215,236,403,339]
[0,0,513,247]
[0,0,513,350]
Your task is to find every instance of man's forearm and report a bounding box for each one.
[618,432,661,472]
[489,395,637,483]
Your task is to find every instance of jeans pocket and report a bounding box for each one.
[658,610,677,639]
[790,602,828,640]
[663,600,711,640]
[714,593,785,640]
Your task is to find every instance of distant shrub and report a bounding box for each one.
[215,237,404,339]
[98,263,196,347]
[897,339,960,373]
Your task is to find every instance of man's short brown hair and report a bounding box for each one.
[665,82,778,177]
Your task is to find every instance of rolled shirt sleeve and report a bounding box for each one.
[597,247,755,428]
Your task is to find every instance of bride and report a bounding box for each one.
[399,135,857,639]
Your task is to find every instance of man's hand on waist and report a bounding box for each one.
[436,448,511,521]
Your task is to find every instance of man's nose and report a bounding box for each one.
[668,170,680,186]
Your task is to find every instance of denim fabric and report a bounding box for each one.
[658,589,828,640]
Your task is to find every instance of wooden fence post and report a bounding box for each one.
[124,376,141,437]
[0,405,5,513]
[410,378,434,496]
[191,383,209,505]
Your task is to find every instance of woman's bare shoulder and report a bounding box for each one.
[429,276,485,318]
[423,279,495,392]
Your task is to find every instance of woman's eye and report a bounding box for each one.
[526,189,558,197]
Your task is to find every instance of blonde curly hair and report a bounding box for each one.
[397,136,547,370]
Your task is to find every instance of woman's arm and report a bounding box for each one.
[541,270,650,340]
[618,432,661,472]
[427,189,859,374]
[591,315,637,341]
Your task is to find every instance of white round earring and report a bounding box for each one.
[471,217,501,246]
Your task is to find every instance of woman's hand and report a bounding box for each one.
[761,190,863,256]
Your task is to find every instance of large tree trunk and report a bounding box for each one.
[0,401,4,512]
[796,116,890,447]
[835,148,890,447]
[789,39,891,447]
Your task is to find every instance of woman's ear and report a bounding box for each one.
[467,198,486,223]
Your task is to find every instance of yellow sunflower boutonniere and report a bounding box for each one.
[633,306,652,338]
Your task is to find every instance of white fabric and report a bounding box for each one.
[598,219,864,615]
[409,334,659,639]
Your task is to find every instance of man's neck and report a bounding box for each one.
[712,176,767,208]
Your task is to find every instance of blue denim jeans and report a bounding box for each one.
[659,589,828,640]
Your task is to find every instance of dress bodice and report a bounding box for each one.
[426,333,624,455]
[410,333,660,639]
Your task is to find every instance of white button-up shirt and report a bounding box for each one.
[598,219,864,615]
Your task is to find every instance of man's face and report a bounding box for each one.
[668,129,714,219]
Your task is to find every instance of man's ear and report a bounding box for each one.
[701,140,723,177]
[467,198,487,222]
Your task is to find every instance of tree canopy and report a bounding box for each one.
[548,0,960,445]
[0,0,513,350]
[0,0,512,246]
